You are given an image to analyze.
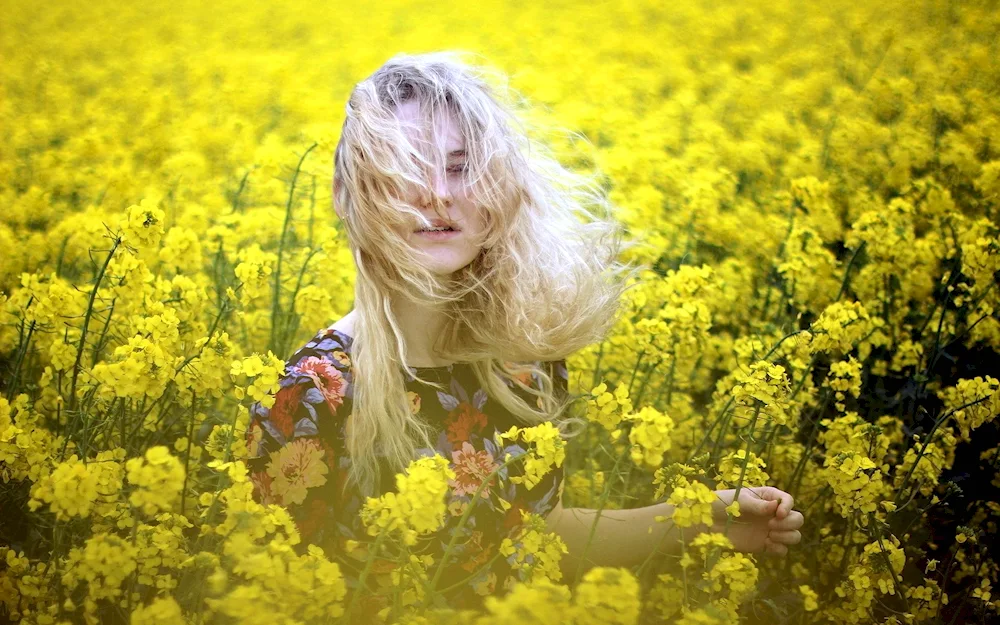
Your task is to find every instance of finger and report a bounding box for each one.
[769,510,804,531]
[777,493,794,519]
[764,537,788,556]
[754,487,792,519]
[768,530,801,546]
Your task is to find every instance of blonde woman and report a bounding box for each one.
[246,51,804,611]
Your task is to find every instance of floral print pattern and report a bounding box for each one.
[246,327,568,611]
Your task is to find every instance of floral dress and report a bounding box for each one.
[245,326,568,614]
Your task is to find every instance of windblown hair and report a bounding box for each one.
[332,50,640,498]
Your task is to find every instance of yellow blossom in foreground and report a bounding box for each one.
[230,351,286,408]
[572,567,641,625]
[498,422,566,490]
[626,406,674,469]
[799,584,819,611]
[130,596,187,625]
[731,360,791,426]
[360,454,454,546]
[27,454,101,520]
[120,197,166,250]
[126,445,186,516]
[664,476,717,529]
[808,301,876,355]
[478,577,572,625]
[716,449,770,489]
[499,510,568,584]
[586,382,633,432]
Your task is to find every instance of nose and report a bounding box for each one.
[417,170,452,208]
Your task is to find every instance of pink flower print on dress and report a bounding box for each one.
[449,441,499,496]
[296,355,348,416]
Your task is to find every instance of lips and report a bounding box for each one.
[415,219,459,232]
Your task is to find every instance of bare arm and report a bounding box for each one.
[543,486,805,583]
[543,499,696,582]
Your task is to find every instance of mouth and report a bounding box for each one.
[414,220,460,233]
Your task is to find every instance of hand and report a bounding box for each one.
[708,486,804,555]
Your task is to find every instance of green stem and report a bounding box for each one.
[70,237,121,413]
[269,143,318,354]
[422,450,531,606]
[571,440,633,587]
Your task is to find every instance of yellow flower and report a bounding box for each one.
[359,454,454,545]
[126,445,186,516]
[498,422,566,490]
[572,567,641,625]
[666,476,716,529]
[120,197,166,250]
[586,382,633,432]
[28,454,101,520]
[799,584,819,611]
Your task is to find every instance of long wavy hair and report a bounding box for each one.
[332,50,640,498]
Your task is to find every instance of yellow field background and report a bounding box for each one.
[1,0,999,623]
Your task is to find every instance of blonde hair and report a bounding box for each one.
[332,50,639,498]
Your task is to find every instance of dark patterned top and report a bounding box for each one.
[245,326,568,615]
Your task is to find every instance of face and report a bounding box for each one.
[391,99,488,276]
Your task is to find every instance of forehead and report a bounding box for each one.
[394,99,465,153]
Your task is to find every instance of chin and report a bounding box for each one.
[414,251,479,276]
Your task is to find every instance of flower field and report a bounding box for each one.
[2,0,999,623]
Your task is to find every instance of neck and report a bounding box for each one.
[388,295,454,368]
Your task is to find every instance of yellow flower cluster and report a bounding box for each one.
[28,450,127,523]
[824,452,886,520]
[499,510,569,584]
[479,577,572,625]
[89,334,174,402]
[27,454,102,520]
[625,406,674,469]
[498,422,566,490]
[730,360,791,426]
[229,352,285,408]
[586,381,633,434]
[824,356,863,412]
[808,301,877,355]
[572,567,642,625]
[664,476,717,529]
[936,375,1000,441]
[126,445,186,517]
[360,455,455,546]
[120,197,166,251]
[715,450,770,489]
[705,551,758,604]
[232,244,278,309]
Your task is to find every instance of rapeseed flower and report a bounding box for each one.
[360,454,454,546]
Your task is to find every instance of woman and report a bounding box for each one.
[246,50,803,612]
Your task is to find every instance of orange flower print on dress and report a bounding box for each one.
[460,530,494,572]
[249,469,276,505]
[504,361,534,386]
[268,383,307,438]
[446,403,487,449]
[449,441,499,496]
[296,356,348,416]
[266,437,329,506]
